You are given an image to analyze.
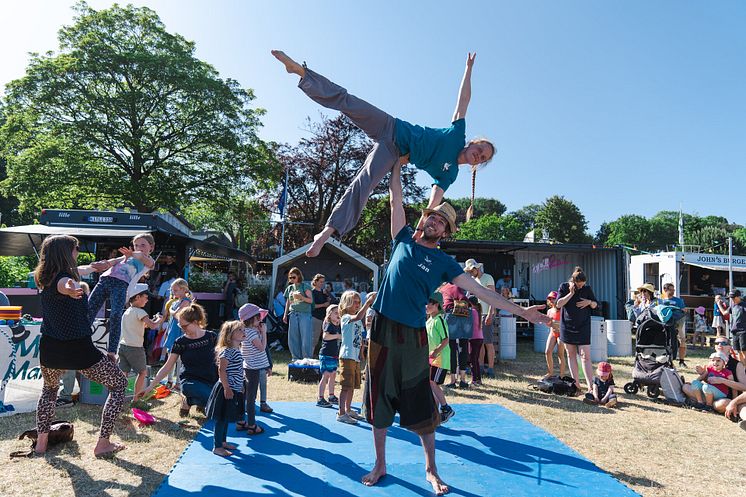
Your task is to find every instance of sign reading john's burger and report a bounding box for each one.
[683,253,746,268]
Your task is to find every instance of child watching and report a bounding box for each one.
[119,283,164,397]
[426,292,454,422]
[162,278,194,387]
[693,306,708,348]
[583,362,617,407]
[206,321,246,457]
[690,352,733,407]
[467,296,483,386]
[337,290,376,424]
[237,304,270,435]
[88,234,156,357]
[317,304,341,408]
[544,291,567,378]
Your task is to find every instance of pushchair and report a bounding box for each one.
[265,309,288,351]
[623,307,678,398]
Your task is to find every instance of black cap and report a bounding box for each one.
[729,289,741,298]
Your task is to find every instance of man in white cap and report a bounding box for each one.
[362,164,550,495]
[464,259,496,378]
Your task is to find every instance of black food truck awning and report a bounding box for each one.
[0,224,254,264]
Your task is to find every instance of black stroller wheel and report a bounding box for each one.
[623,382,638,395]
[647,385,660,398]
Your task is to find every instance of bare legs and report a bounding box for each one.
[421,432,449,495]
[361,427,448,495]
[271,50,306,78]
[565,343,594,391]
[362,427,387,486]
[544,334,567,378]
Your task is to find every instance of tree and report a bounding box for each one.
[534,196,590,243]
[0,2,276,214]
[446,197,506,220]
[594,222,612,246]
[604,215,651,248]
[277,114,425,254]
[0,103,33,227]
[510,203,541,233]
[453,213,526,241]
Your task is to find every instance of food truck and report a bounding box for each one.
[629,251,746,322]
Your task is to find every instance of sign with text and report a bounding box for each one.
[683,253,746,269]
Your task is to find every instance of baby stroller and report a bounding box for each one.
[623,307,676,398]
[265,309,288,351]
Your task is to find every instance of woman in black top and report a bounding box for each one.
[34,235,128,457]
[556,266,598,393]
[311,274,331,356]
[138,303,218,416]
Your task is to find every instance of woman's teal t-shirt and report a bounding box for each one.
[394,118,466,191]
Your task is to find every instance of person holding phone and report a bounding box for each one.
[556,266,598,393]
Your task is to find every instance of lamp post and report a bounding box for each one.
[729,237,733,294]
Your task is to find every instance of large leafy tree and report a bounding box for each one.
[510,203,541,233]
[454,213,526,242]
[277,114,425,254]
[0,2,276,214]
[604,214,651,248]
[534,195,590,243]
[446,197,507,221]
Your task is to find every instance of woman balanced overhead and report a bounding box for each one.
[272,50,495,257]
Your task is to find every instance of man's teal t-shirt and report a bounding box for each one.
[394,118,466,191]
[372,226,464,329]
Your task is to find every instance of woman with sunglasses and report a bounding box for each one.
[706,338,746,415]
[282,267,314,360]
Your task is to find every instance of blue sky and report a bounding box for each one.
[2,1,745,233]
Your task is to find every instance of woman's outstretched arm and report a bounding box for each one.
[452,52,476,122]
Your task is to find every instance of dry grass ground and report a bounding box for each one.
[1,341,743,497]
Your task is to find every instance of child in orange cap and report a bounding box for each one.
[584,362,617,407]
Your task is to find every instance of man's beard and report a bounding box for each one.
[421,228,444,242]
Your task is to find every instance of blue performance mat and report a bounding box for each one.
[153,402,638,497]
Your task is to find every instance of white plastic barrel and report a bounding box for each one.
[533,323,552,353]
[606,319,633,356]
[590,316,607,362]
[499,316,516,360]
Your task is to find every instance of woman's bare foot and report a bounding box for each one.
[426,470,449,495]
[271,50,305,78]
[94,439,126,458]
[223,442,237,450]
[361,463,387,486]
[306,227,335,257]
[213,447,233,457]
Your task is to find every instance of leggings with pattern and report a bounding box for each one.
[37,357,127,438]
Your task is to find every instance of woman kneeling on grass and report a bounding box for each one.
[137,304,218,416]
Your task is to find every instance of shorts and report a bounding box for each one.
[481,315,495,344]
[339,358,361,389]
[690,379,728,401]
[676,321,686,342]
[319,355,339,373]
[430,366,448,385]
[732,331,746,351]
[118,344,147,374]
[363,314,439,435]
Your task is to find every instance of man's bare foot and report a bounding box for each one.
[223,442,237,450]
[271,50,305,77]
[426,470,449,495]
[362,464,387,486]
[94,440,126,458]
[306,227,334,257]
[213,447,233,457]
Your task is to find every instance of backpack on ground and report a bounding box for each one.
[9,420,74,458]
[532,375,578,396]
[659,367,686,404]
